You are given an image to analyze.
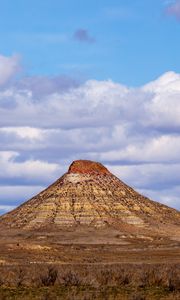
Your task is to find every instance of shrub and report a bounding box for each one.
[40,266,58,286]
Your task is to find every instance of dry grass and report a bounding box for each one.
[0,263,179,299]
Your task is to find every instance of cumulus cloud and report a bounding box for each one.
[0,54,180,212]
[0,54,20,86]
[73,29,96,43]
[95,134,180,164]
[0,151,61,185]
[166,0,180,20]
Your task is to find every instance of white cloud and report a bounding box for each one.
[143,71,180,93]
[0,151,62,184]
[0,127,42,140]
[0,62,180,211]
[108,163,180,189]
[1,72,180,133]
[0,79,129,128]
[95,134,180,163]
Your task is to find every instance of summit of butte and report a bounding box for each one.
[68,160,110,175]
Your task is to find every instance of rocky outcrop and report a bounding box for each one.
[68,160,110,175]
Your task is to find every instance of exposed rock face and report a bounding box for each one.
[0,160,179,233]
[68,160,110,175]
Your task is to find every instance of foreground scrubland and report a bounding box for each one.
[0,263,179,299]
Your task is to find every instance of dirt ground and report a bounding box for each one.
[0,226,180,265]
[0,226,179,299]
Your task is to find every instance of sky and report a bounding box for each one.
[0,0,180,214]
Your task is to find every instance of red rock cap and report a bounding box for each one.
[68,160,110,175]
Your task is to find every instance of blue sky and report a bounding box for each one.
[0,0,180,85]
[0,0,180,214]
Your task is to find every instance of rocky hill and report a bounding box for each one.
[0,160,179,238]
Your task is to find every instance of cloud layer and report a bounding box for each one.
[0,54,180,214]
